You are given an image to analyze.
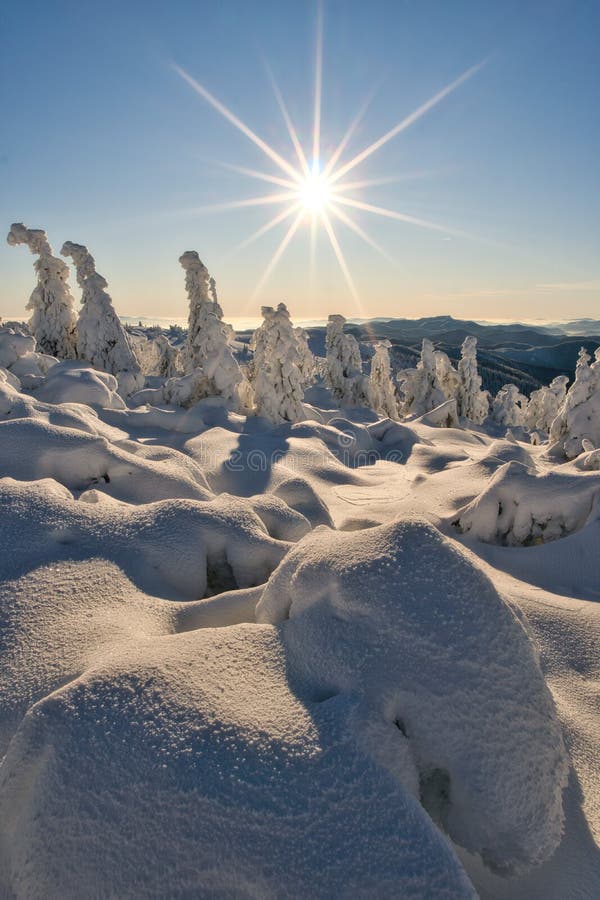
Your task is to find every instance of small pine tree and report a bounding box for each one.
[7,223,77,359]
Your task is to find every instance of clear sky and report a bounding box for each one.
[1,0,599,323]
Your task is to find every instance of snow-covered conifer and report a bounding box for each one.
[491,383,527,427]
[435,349,461,402]
[61,242,143,396]
[369,340,399,418]
[325,314,370,407]
[249,303,305,423]
[525,375,568,433]
[550,347,600,457]
[397,339,446,416]
[7,223,77,359]
[294,326,315,388]
[179,251,243,404]
[457,336,489,423]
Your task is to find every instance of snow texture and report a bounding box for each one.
[1,328,598,900]
[257,519,568,873]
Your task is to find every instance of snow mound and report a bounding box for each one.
[33,360,127,409]
[0,623,476,899]
[454,460,600,545]
[0,478,288,600]
[257,519,568,874]
[0,326,37,373]
[0,418,215,503]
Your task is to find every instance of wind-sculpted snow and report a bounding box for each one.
[0,624,477,899]
[0,478,288,599]
[257,519,569,873]
[454,460,600,545]
[0,367,597,898]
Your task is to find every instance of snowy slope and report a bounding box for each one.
[0,368,599,898]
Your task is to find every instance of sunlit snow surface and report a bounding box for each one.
[1,363,599,898]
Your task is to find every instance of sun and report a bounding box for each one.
[173,3,484,308]
[298,165,331,213]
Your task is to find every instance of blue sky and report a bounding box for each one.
[1,0,599,322]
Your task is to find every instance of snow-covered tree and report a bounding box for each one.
[550,347,600,458]
[325,314,370,407]
[179,251,243,405]
[133,333,181,378]
[369,340,399,418]
[7,223,77,359]
[491,383,527,427]
[435,349,461,402]
[397,339,446,416]
[294,326,315,388]
[249,303,305,423]
[525,375,568,433]
[457,336,489,423]
[61,241,143,395]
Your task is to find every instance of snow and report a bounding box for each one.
[249,303,306,423]
[550,347,600,458]
[61,241,143,396]
[178,251,245,407]
[7,224,78,360]
[0,321,599,899]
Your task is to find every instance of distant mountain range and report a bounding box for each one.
[302,315,600,397]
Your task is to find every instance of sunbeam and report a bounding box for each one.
[329,61,485,184]
[251,208,305,301]
[173,64,301,182]
[217,161,298,191]
[328,202,394,263]
[173,12,484,305]
[312,1,324,168]
[320,209,361,305]
[264,61,310,178]
[224,203,301,258]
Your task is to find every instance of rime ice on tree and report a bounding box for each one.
[457,336,489,423]
[397,339,446,416]
[525,375,568,433]
[61,241,143,396]
[491,383,527,427]
[7,223,77,360]
[249,303,305,423]
[369,340,399,418]
[294,326,316,388]
[550,347,600,457]
[325,314,370,407]
[178,252,243,406]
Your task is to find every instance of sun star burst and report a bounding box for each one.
[173,6,484,311]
